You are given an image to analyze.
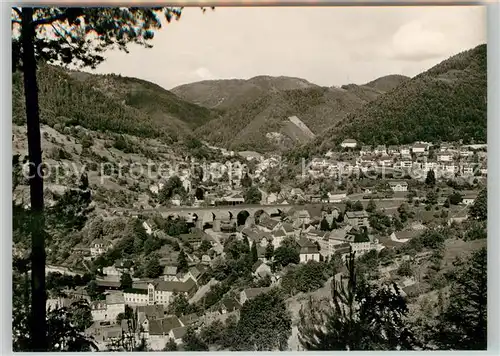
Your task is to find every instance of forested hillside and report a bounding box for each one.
[288,44,487,160]
[12,64,218,143]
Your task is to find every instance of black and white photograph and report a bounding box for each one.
[11,4,488,352]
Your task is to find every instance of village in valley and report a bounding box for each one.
[37,134,486,351]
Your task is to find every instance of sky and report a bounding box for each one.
[89,6,486,90]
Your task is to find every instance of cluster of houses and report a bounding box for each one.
[85,304,200,350]
[234,206,385,265]
[312,140,488,179]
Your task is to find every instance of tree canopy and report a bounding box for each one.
[235,289,292,350]
[298,253,418,351]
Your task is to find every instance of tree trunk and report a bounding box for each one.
[21,7,47,351]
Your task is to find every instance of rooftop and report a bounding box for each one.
[242,287,272,300]
[171,326,189,339]
[105,292,124,305]
[345,211,369,218]
[149,316,182,336]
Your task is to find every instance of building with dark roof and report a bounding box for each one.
[240,287,272,305]
[219,297,242,314]
[344,210,370,227]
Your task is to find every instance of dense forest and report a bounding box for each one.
[308,44,487,154]
[12,64,218,143]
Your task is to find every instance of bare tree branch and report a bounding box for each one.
[33,11,73,26]
[12,7,22,17]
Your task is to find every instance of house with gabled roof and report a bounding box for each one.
[182,264,208,285]
[90,239,111,258]
[412,143,427,154]
[219,297,242,315]
[374,145,387,155]
[297,237,320,263]
[400,145,411,156]
[388,181,408,192]
[240,287,272,305]
[252,260,272,279]
[123,278,197,307]
[257,216,281,232]
[168,326,189,345]
[162,266,179,282]
[437,152,453,162]
[344,210,370,228]
[271,228,287,248]
[148,316,183,350]
[241,227,273,247]
[387,145,399,155]
[280,222,297,237]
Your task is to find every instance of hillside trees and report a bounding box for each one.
[244,186,262,204]
[235,289,292,350]
[120,273,133,290]
[433,248,487,350]
[145,254,163,278]
[469,187,487,221]
[12,7,212,349]
[425,170,436,186]
[177,249,189,274]
[298,253,418,350]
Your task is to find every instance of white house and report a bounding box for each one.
[181,177,191,193]
[90,239,110,258]
[341,139,357,149]
[412,143,427,154]
[90,293,125,322]
[360,146,372,156]
[103,266,122,277]
[388,181,408,192]
[168,326,189,345]
[437,153,453,162]
[124,279,197,307]
[350,236,383,257]
[170,195,182,206]
[443,163,458,174]
[298,237,321,263]
[400,160,413,168]
[271,229,287,249]
[462,164,475,176]
[91,301,107,322]
[379,156,393,167]
[123,289,148,306]
[460,148,473,157]
[149,182,165,195]
[461,194,476,205]
[327,192,347,203]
